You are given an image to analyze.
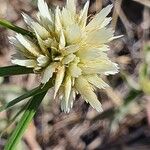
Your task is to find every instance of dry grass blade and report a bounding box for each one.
[112,0,134,37]
[111,0,123,30]
[96,0,103,12]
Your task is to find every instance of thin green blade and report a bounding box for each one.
[4,90,49,150]
[0,102,28,137]
[0,19,34,37]
[0,65,34,77]
[0,80,53,112]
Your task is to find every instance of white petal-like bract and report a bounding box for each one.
[75,76,103,112]
[11,0,121,112]
[54,66,65,99]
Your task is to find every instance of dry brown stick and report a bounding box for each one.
[96,0,103,12]
[105,87,123,107]
[114,1,134,38]
[111,0,123,30]
[142,7,150,41]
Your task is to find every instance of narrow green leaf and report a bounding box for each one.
[91,108,115,123]
[0,102,28,137]
[4,90,48,150]
[0,19,34,37]
[123,89,142,105]
[0,86,40,112]
[0,65,34,77]
[0,80,53,112]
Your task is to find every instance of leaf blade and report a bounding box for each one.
[0,80,53,112]
[0,19,34,37]
[4,90,49,150]
[0,65,34,77]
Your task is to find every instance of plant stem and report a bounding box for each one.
[4,90,47,150]
[0,65,33,77]
[0,19,34,37]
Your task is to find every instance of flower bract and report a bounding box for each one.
[10,0,120,113]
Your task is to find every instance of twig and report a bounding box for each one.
[96,0,103,12]
[111,0,123,30]
[111,0,134,38]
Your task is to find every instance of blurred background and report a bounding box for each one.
[0,0,150,149]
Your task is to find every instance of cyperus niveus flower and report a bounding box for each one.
[9,0,120,113]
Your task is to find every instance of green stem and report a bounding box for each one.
[0,19,34,37]
[0,65,33,77]
[4,91,47,150]
[0,80,53,112]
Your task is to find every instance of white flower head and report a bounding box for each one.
[10,0,120,113]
